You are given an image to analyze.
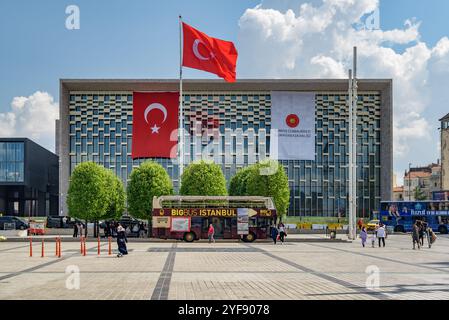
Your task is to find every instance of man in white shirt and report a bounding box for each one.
[376,224,386,247]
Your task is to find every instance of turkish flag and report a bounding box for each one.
[132,92,179,159]
[182,22,238,82]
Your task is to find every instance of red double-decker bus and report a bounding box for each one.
[152,196,277,242]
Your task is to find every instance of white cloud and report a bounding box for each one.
[238,0,449,176]
[0,91,58,152]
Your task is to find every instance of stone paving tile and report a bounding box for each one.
[1,235,449,300]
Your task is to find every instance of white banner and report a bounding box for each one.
[270,92,316,160]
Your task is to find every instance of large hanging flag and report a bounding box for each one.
[132,92,179,159]
[182,22,238,82]
[270,92,316,160]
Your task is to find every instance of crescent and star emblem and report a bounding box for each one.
[144,103,168,134]
[193,39,214,61]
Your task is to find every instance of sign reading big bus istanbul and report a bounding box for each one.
[154,208,275,218]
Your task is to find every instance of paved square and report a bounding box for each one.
[1,235,449,300]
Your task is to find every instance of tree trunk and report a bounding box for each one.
[147,217,151,238]
[85,219,88,238]
[93,220,97,238]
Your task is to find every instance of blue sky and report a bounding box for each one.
[1,0,448,183]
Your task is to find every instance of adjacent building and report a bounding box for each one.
[58,79,393,218]
[441,113,449,190]
[0,138,59,217]
[404,163,441,201]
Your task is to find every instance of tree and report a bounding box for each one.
[246,160,290,220]
[414,187,427,201]
[180,160,227,196]
[127,161,174,231]
[229,166,253,196]
[104,169,126,220]
[67,162,110,237]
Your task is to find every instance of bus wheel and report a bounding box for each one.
[438,225,448,235]
[394,225,405,233]
[244,232,256,243]
[183,232,195,243]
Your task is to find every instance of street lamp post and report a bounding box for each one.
[408,163,412,201]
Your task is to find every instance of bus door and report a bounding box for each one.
[223,218,233,239]
[211,217,224,238]
[201,218,225,239]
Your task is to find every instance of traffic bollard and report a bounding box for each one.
[97,237,100,255]
[55,237,58,256]
[41,239,45,258]
[29,237,33,257]
[58,237,62,258]
[80,236,84,254]
[83,237,87,256]
[108,236,112,255]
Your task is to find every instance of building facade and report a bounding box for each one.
[58,79,393,218]
[0,138,59,217]
[404,163,441,201]
[441,113,449,190]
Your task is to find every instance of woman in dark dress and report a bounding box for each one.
[116,224,128,257]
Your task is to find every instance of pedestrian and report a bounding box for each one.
[271,225,279,245]
[208,224,215,243]
[278,222,287,244]
[73,222,78,238]
[370,230,376,248]
[78,223,83,238]
[360,226,367,247]
[412,221,421,250]
[357,218,364,230]
[418,221,425,247]
[116,223,128,257]
[138,222,145,238]
[377,223,386,247]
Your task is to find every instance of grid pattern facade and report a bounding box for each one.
[0,142,24,183]
[68,91,381,217]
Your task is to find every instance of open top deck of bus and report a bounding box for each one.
[152,196,276,210]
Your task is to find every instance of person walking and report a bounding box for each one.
[208,224,215,243]
[418,221,426,247]
[278,222,287,244]
[412,221,421,250]
[370,230,376,248]
[357,218,364,231]
[116,223,128,257]
[360,226,368,247]
[271,225,279,245]
[377,224,386,247]
[73,222,78,238]
[78,223,83,238]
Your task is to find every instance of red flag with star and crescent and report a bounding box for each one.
[182,22,238,82]
[132,92,179,159]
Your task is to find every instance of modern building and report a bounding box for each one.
[404,163,441,201]
[58,79,393,218]
[0,138,59,217]
[441,113,449,190]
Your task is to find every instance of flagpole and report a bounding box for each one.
[179,15,184,188]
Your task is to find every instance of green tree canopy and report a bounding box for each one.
[246,160,290,217]
[229,166,253,196]
[127,161,174,220]
[180,160,227,196]
[104,169,126,220]
[67,162,111,223]
[414,187,427,201]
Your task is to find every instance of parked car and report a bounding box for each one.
[99,216,143,238]
[0,216,29,230]
[46,216,83,229]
